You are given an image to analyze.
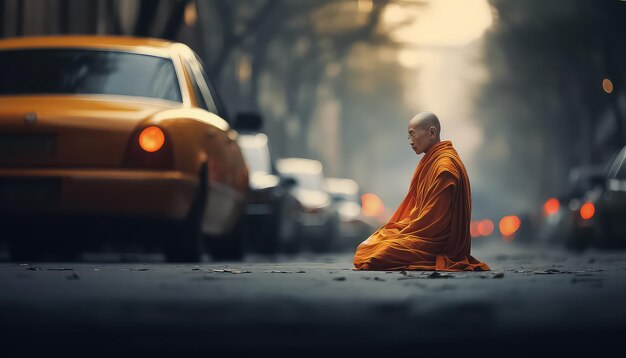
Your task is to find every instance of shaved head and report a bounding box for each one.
[407,111,441,155]
[409,111,441,135]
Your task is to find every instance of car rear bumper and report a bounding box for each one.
[0,168,198,220]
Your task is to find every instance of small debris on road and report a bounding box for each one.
[296,270,306,273]
[533,269,575,274]
[427,272,454,279]
[333,276,346,281]
[571,277,603,285]
[66,273,80,280]
[493,272,505,279]
[373,277,386,281]
[192,275,220,281]
[129,268,149,271]
[25,267,74,271]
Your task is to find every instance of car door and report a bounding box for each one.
[181,54,241,233]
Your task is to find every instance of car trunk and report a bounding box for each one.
[0,95,178,168]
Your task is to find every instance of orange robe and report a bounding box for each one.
[353,141,490,271]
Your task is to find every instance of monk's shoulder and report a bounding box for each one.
[432,156,460,177]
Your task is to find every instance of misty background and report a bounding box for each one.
[1,0,624,223]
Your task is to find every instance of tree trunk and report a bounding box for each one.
[161,0,189,40]
[133,0,159,36]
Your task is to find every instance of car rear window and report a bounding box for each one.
[0,48,182,102]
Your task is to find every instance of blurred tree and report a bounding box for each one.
[477,0,626,201]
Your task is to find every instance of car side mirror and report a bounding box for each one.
[234,112,263,132]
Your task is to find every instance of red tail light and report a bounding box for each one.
[124,126,173,170]
[543,198,560,216]
[139,126,165,153]
[580,202,595,220]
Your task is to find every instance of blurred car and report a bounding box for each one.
[537,165,604,246]
[572,146,626,248]
[276,158,339,252]
[0,36,251,262]
[324,177,375,251]
[237,131,300,253]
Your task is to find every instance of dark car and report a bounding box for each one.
[537,165,604,247]
[572,146,626,248]
[276,158,339,252]
[238,132,300,253]
[324,177,375,251]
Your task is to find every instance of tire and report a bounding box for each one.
[9,240,45,262]
[7,224,46,262]
[164,166,206,263]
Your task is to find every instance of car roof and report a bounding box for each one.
[0,36,179,58]
[276,158,323,174]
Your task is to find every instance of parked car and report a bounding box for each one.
[276,158,339,252]
[237,131,300,253]
[324,177,375,251]
[0,36,251,262]
[572,146,626,248]
[537,165,604,247]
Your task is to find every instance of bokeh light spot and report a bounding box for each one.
[580,202,595,220]
[499,215,521,238]
[362,193,385,217]
[602,78,614,94]
[477,219,495,236]
[543,198,560,217]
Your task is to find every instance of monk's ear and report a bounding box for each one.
[429,126,437,137]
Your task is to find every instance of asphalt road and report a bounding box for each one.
[1,239,626,356]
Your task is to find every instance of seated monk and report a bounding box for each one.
[354,112,490,271]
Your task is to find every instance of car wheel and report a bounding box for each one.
[9,240,45,262]
[164,167,206,263]
[7,224,46,261]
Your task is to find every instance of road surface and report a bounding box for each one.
[1,239,625,356]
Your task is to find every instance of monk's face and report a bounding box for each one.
[408,125,432,154]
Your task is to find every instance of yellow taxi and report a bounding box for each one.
[0,36,250,262]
